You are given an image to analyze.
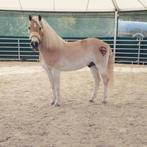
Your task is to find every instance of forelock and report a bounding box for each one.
[31,16,42,27]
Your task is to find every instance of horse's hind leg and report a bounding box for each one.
[89,66,101,103]
[101,74,109,104]
[95,63,109,104]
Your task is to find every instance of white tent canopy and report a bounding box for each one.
[0,0,147,12]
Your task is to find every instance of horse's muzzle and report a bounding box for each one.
[31,41,39,51]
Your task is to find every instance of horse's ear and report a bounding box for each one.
[38,15,42,21]
[29,15,32,21]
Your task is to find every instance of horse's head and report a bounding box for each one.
[28,15,43,51]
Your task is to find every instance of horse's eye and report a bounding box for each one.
[39,27,42,31]
[28,27,30,30]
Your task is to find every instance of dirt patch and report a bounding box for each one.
[0,62,147,147]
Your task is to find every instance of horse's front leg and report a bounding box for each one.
[46,69,56,105]
[51,69,61,106]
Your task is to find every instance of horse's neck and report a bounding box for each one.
[41,21,65,50]
[40,36,64,51]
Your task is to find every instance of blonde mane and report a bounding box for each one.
[33,17,66,49]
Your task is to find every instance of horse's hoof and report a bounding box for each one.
[89,99,95,103]
[102,101,107,104]
[55,103,61,107]
[51,101,55,105]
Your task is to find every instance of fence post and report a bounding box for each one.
[132,33,144,64]
[18,39,21,60]
[137,41,141,64]
[113,11,118,62]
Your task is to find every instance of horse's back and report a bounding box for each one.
[66,37,108,49]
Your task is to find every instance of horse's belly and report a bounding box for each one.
[59,64,87,71]
[57,57,92,71]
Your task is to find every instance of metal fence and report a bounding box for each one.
[0,36,147,64]
[114,38,147,64]
[0,37,38,61]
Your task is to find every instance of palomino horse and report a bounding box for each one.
[28,15,113,106]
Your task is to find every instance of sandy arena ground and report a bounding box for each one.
[0,62,147,147]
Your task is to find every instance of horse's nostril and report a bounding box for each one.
[31,41,39,48]
[31,41,34,46]
[35,41,39,47]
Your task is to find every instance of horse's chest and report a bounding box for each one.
[40,51,60,67]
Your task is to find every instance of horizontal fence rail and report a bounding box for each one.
[0,36,147,64]
[0,37,39,61]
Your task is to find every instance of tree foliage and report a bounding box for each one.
[0,12,114,37]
